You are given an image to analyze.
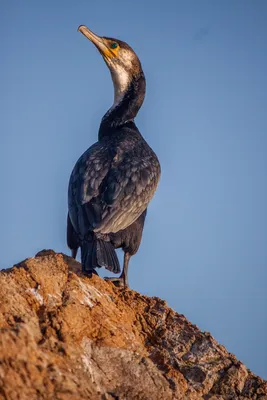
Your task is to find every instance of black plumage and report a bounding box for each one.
[108,210,147,287]
[67,26,160,287]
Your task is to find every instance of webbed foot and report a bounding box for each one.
[104,276,128,288]
[104,252,131,288]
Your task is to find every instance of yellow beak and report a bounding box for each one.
[78,25,114,59]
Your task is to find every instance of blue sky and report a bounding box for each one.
[1,0,266,379]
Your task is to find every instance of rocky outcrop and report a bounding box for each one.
[0,250,266,400]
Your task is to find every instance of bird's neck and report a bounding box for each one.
[98,72,146,139]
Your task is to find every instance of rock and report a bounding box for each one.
[0,251,266,400]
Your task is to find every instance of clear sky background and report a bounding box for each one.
[1,0,266,379]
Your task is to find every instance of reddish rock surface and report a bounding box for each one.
[0,250,266,399]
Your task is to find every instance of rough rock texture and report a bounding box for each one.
[0,250,266,400]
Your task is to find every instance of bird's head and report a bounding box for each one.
[78,25,143,104]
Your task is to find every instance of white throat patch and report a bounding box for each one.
[103,49,137,119]
[111,65,130,107]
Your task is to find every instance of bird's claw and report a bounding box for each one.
[104,276,128,288]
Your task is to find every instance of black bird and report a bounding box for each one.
[67,25,160,287]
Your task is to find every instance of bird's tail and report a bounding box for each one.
[81,235,120,275]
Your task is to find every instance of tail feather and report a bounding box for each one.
[67,213,80,259]
[81,236,120,274]
[96,239,120,274]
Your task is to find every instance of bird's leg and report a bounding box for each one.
[104,252,131,288]
[71,249,78,259]
[121,252,130,287]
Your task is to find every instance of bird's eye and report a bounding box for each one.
[110,42,118,49]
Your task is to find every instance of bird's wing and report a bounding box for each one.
[67,212,80,251]
[68,141,114,236]
[94,152,160,233]
[68,142,160,236]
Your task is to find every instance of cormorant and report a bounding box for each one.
[67,25,160,287]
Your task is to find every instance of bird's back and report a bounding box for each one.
[68,122,160,238]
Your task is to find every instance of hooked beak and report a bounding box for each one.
[78,25,113,59]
